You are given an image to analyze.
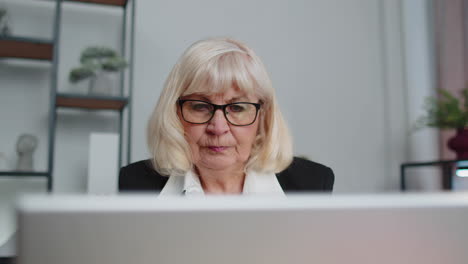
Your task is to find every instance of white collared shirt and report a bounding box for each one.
[159,170,285,196]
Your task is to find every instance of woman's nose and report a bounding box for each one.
[206,109,229,135]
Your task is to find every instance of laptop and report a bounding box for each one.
[16,193,468,264]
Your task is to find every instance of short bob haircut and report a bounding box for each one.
[147,37,293,176]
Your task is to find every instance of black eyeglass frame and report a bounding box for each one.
[178,99,262,126]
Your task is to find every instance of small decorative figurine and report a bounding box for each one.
[0,4,12,36]
[16,134,38,171]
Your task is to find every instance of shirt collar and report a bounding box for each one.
[160,170,285,196]
[242,170,285,195]
[183,170,204,196]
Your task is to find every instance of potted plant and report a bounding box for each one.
[420,88,468,159]
[69,46,127,95]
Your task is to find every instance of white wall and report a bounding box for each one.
[131,0,408,192]
[1,0,425,246]
[401,0,440,189]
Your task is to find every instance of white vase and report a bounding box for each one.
[88,72,113,95]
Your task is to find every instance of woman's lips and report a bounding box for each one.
[207,146,228,152]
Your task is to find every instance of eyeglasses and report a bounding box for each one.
[178,99,261,126]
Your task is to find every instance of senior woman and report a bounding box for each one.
[119,38,334,195]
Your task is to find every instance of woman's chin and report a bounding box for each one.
[197,156,241,171]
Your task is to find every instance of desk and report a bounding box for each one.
[0,233,15,264]
[400,159,468,191]
[0,258,14,264]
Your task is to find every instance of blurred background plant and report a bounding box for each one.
[69,46,127,94]
[418,88,468,129]
[69,46,127,83]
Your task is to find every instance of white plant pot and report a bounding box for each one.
[89,72,113,95]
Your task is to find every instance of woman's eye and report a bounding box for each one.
[191,103,211,112]
[228,104,246,112]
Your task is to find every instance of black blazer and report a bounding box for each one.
[119,157,334,193]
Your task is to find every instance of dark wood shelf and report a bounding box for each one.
[56,93,128,110]
[68,0,128,7]
[0,171,49,177]
[0,36,53,61]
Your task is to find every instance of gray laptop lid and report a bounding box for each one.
[16,193,468,264]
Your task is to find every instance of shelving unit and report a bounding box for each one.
[0,0,135,190]
[0,0,135,262]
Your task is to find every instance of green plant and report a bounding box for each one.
[420,88,468,129]
[69,46,127,83]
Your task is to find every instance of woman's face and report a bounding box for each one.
[178,87,260,172]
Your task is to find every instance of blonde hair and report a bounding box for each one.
[147,37,293,176]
